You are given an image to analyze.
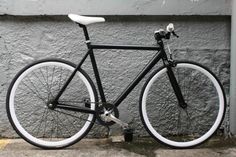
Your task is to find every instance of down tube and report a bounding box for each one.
[113,51,163,107]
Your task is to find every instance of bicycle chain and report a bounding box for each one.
[54,100,119,127]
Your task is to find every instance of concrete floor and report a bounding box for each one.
[0,137,236,157]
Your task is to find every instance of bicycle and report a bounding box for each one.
[6,14,226,149]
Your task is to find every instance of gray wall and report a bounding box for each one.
[0,15,230,137]
[0,0,231,15]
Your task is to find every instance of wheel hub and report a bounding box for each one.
[179,102,187,109]
[47,100,57,110]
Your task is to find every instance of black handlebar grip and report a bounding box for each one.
[172,31,179,38]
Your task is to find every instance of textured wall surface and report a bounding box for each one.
[0,16,230,138]
[0,0,231,15]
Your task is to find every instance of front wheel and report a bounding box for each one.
[6,59,98,149]
[140,61,226,148]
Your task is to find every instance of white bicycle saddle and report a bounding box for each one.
[68,14,105,25]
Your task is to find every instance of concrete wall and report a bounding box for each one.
[0,15,230,137]
[0,0,231,15]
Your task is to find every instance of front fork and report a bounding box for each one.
[158,38,187,109]
[164,60,187,109]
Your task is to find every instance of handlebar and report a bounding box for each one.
[154,23,179,41]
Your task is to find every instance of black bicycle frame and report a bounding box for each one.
[54,24,186,113]
[93,44,163,106]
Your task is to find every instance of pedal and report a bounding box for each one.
[84,98,91,108]
[123,128,134,142]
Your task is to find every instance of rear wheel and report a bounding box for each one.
[140,61,226,148]
[6,59,97,149]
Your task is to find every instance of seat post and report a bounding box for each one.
[78,24,90,41]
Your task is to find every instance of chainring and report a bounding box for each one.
[96,103,119,126]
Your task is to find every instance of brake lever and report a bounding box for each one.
[172,31,179,38]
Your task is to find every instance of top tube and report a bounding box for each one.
[90,43,160,51]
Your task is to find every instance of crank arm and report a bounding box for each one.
[107,114,129,129]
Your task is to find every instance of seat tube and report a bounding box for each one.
[89,49,107,103]
[80,24,107,102]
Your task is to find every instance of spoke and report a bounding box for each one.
[39,68,51,102]
[67,76,84,88]
[184,72,206,100]
[177,108,182,136]
[61,111,81,132]
[41,66,51,102]
[156,93,177,118]
[60,91,85,101]
[188,105,211,117]
[25,74,46,100]
[187,78,212,99]
[64,68,72,85]
[48,66,56,98]
[184,70,196,98]
[58,67,64,93]
[45,66,51,101]
[31,108,47,137]
[151,80,175,100]
[20,81,47,104]
[31,71,49,93]
[50,112,58,139]
[42,109,50,138]
[52,111,64,139]
[17,106,43,124]
[185,108,195,136]
[16,91,43,106]
[182,69,187,100]
[57,67,72,94]
[55,112,61,139]
[53,111,73,137]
